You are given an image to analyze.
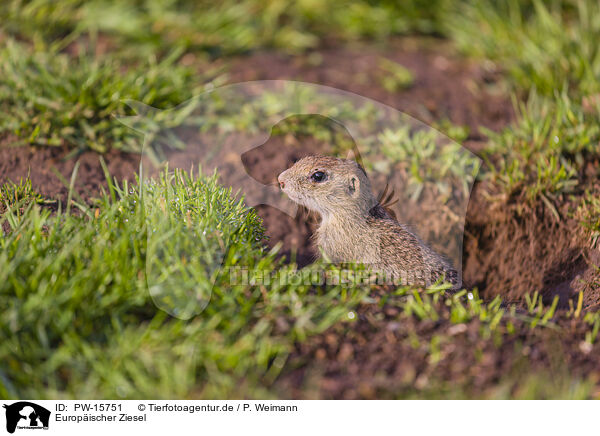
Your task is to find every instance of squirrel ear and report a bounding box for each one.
[348,176,359,196]
[346,147,366,173]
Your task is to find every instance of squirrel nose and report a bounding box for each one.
[277,174,285,189]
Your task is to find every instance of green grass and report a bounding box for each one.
[401,372,597,400]
[0,0,452,155]
[295,283,600,399]
[481,91,600,204]
[0,0,449,56]
[448,0,600,97]
[392,286,567,339]
[0,41,216,153]
[437,0,600,204]
[0,168,368,398]
[376,126,480,201]
[0,177,49,211]
[378,58,414,93]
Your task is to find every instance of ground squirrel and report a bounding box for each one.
[278,155,460,288]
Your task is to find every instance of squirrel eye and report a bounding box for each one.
[310,171,327,183]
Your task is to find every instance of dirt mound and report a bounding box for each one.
[463,182,598,308]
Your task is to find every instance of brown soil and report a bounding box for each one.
[0,139,140,208]
[227,38,512,140]
[2,38,599,398]
[463,182,599,307]
[275,288,600,399]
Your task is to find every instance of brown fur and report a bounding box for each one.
[278,155,459,287]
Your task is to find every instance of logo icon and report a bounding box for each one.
[3,402,50,434]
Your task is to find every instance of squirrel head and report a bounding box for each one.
[278,155,377,218]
